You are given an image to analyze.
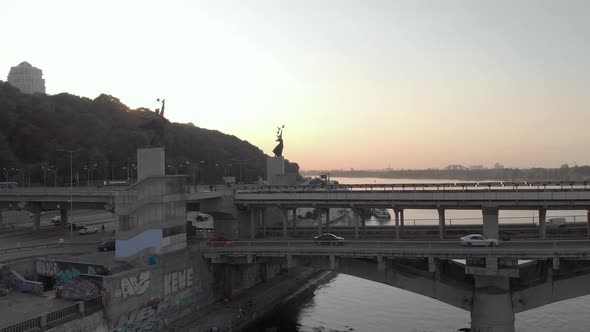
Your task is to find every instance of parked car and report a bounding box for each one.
[460,234,499,247]
[207,236,232,247]
[314,233,344,245]
[98,240,116,251]
[79,226,98,235]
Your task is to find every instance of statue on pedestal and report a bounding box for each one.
[141,98,168,147]
[272,125,285,157]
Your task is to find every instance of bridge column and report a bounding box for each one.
[281,208,288,238]
[471,275,515,332]
[394,209,400,240]
[250,208,256,239]
[483,207,499,239]
[59,208,69,226]
[400,209,405,236]
[354,209,359,239]
[260,208,265,238]
[361,211,366,236]
[291,208,297,236]
[438,208,445,239]
[316,208,323,235]
[26,203,42,232]
[326,208,331,232]
[539,208,547,240]
[587,209,590,238]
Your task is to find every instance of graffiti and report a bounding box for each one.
[114,271,151,300]
[36,260,59,276]
[163,268,193,296]
[88,266,97,275]
[55,267,81,286]
[58,279,102,300]
[13,279,44,295]
[112,294,193,332]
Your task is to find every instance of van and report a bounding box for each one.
[546,218,566,228]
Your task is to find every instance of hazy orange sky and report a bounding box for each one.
[2,0,589,170]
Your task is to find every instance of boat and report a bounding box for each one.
[372,209,391,219]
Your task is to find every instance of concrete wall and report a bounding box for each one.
[102,249,217,332]
[137,148,165,180]
[46,311,108,332]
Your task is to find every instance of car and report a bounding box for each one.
[314,233,344,245]
[196,213,209,222]
[546,218,566,228]
[68,223,84,231]
[51,215,62,224]
[460,234,499,247]
[98,240,116,251]
[207,236,232,247]
[79,226,98,235]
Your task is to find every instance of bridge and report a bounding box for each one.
[3,178,590,332]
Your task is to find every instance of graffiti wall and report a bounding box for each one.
[103,252,215,332]
[35,259,105,300]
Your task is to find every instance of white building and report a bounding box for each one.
[7,61,46,94]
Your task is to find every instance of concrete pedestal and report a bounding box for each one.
[483,208,499,239]
[266,157,285,185]
[137,148,165,180]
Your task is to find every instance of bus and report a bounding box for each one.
[0,182,17,189]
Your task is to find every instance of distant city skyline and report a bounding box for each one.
[2,0,589,170]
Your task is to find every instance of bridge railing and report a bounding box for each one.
[0,295,103,332]
[201,239,590,253]
[0,242,99,255]
[235,181,590,193]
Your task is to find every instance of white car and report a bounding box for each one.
[460,234,499,247]
[79,226,98,235]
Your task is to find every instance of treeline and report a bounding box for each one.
[302,166,590,182]
[0,81,300,186]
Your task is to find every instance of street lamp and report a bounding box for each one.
[57,148,82,229]
[2,167,7,183]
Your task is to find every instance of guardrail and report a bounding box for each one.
[235,181,590,193]
[0,242,99,255]
[201,239,590,258]
[0,296,103,332]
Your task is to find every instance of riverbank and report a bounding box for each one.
[172,267,333,332]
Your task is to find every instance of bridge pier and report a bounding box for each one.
[260,208,266,238]
[471,275,515,332]
[587,209,590,237]
[400,209,404,236]
[281,208,288,238]
[25,203,42,232]
[250,208,256,239]
[59,208,69,226]
[539,208,547,239]
[326,208,331,232]
[291,208,297,236]
[438,208,445,239]
[394,209,400,239]
[482,207,499,239]
[317,208,323,235]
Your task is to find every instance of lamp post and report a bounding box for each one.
[57,148,82,230]
[2,167,7,183]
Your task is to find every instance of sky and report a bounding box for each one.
[2,0,589,170]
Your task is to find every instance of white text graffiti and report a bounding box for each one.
[114,271,151,300]
[163,268,193,296]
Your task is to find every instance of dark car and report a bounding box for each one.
[98,240,116,251]
[207,236,232,247]
[314,233,344,245]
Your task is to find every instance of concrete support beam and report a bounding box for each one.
[539,208,547,240]
[260,208,265,238]
[281,208,288,238]
[249,209,256,239]
[26,203,43,232]
[329,255,338,270]
[428,257,436,273]
[553,257,560,270]
[361,212,366,236]
[287,254,296,269]
[483,207,499,239]
[400,209,405,236]
[394,209,400,240]
[587,209,590,238]
[291,208,297,236]
[317,208,323,235]
[326,209,331,232]
[377,256,385,272]
[438,208,445,239]
[471,275,514,332]
[60,208,69,226]
[354,213,359,239]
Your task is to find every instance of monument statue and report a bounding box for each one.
[272,125,285,157]
[141,98,168,147]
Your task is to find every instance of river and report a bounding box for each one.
[245,177,590,332]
